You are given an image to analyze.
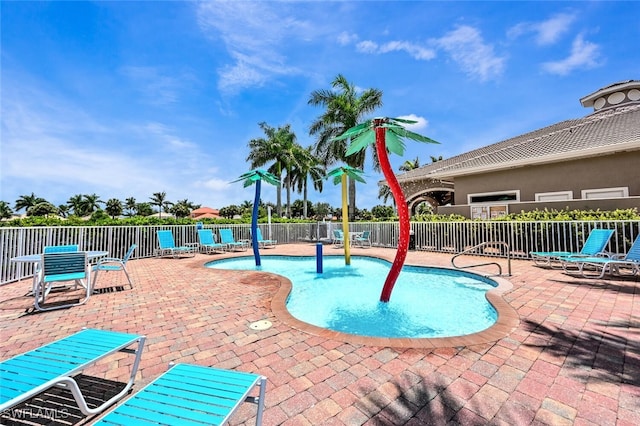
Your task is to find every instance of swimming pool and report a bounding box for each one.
[206,255,499,339]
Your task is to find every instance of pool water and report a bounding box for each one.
[206,255,498,338]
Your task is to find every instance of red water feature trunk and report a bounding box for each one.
[375,123,410,302]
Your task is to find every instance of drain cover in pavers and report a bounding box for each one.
[249,320,272,330]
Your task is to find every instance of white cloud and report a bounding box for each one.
[337,31,358,46]
[356,40,435,61]
[120,66,187,105]
[541,34,601,75]
[197,1,307,93]
[397,114,429,131]
[434,25,505,81]
[508,12,577,46]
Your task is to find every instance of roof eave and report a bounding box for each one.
[398,141,640,182]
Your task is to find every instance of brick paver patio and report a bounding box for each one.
[1,244,638,425]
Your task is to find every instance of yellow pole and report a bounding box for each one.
[341,174,351,265]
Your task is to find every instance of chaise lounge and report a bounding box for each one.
[93,363,267,425]
[0,329,146,417]
[560,234,640,278]
[530,228,614,268]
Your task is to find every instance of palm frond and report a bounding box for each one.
[345,129,375,156]
[384,131,406,156]
[331,121,371,141]
[231,169,280,187]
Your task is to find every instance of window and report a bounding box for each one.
[535,191,573,202]
[470,205,509,220]
[468,190,519,204]
[581,187,628,200]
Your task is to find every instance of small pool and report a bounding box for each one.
[206,255,498,339]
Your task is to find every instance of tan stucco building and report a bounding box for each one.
[396,80,640,219]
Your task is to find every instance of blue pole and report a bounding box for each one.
[316,243,323,274]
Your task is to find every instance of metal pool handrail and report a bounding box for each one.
[451,241,512,276]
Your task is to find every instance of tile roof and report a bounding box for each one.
[397,102,640,182]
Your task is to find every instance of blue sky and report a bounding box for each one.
[2,1,638,213]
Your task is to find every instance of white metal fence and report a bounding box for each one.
[1,220,638,285]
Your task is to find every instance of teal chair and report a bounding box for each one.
[561,235,640,278]
[94,363,266,426]
[254,228,277,248]
[332,229,344,247]
[0,329,145,416]
[197,229,226,254]
[156,230,197,258]
[219,229,248,251]
[35,251,90,311]
[92,244,137,290]
[354,230,372,248]
[530,229,614,268]
[44,244,79,253]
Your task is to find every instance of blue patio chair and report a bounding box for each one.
[197,229,226,254]
[220,228,248,251]
[254,228,277,248]
[156,230,197,258]
[92,244,137,290]
[35,251,90,311]
[93,363,266,426]
[332,229,344,247]
[44,244,79,253]
[353,230,372,248]
[0,329,145,417]
[560,235,640,278]
[530,229,614,268]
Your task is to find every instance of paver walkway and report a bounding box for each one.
[0,244,638,425]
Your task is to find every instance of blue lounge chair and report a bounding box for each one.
[197,229,226,254]
[156,230,197,258]
[530,229,614,268]
[561,235,640,278]
[93,363,266,426]
[0,329,145,417]
[220,228,248,252]
[353,230,372,248]
[92,244,137,290]
[35,251,90,311]
[254,228,277,248]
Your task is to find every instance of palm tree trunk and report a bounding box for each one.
[303,180,308,218]
[285,175,291,218]
[348,178,356,221]
[276,169,282,217]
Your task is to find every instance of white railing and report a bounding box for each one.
[1,220,638,285]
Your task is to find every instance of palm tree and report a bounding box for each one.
[81,193,104,215]
[57,204,70,218]
[232,169,280,266]
[0,201,14,219]
[105,198,123,219]
[430,155,443,163]
[149,191,169,218]
[335,117,439,302]
[240,200,253,215]
[308,74,383,220]
[290,146,325,218]
[172,199,198,218]
[124,197,137,216]
[377,182,394,205]
[247,122,299,217]
[399,156,421,172]
[67,194,85,216]
[325,165,366,265]
[14,193,45,213]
